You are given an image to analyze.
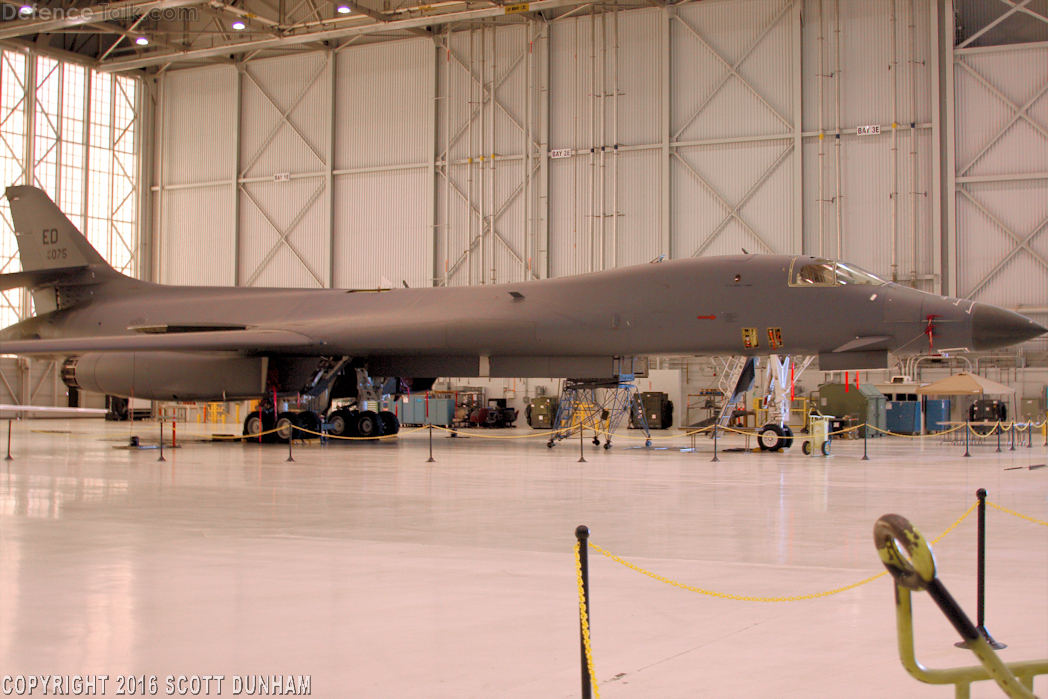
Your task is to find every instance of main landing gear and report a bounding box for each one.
[243,409,324,443]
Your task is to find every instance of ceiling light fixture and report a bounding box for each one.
[135,36,149,45]
[232,20,246,29]
[336,4,352,13]
[18,5,34,15]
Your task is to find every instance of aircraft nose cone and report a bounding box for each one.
[971,304,1047,351]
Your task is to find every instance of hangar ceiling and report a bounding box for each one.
[0,0,1045,73]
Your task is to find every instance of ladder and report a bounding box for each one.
[714,356,756,429]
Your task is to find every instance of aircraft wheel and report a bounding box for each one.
[297,411,321,439]
[782,425,794,451]
[356,410,384,439]
[758,424,786,452]
[821,440,832,456]
[244,411,275,442]
[327,409,354,439]
[802,440,812,455]
[274,412,298,443]
[378,410,400,435]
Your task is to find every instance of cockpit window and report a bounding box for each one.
[835,262,886,286]
[790,258,836,286]
[788,258,887,287]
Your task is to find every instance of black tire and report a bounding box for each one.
[244,410,275,442]
[379,410,400,436]
[274,411,299,443]
[327,409,354,438]
[821,440,832,456]
[297,411,321,439]
[802,440,812,455]
[758,424,786,451]
[356,410,384,439]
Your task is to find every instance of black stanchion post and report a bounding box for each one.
[578,426,586,463]
[575,525,592,699]
[286,427,295,462]
[711,424,720,462]
[1009,423,1016,451]
[957,488,1005,650]
[1028,422,1033,449]
[427,425,436,463]
[862,424,869,461]
[5,419,13,461]
[964,419,970,457]
[158,422,166,462]
[996,422,1001,452]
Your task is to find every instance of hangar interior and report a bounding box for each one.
[1,0,1047,695]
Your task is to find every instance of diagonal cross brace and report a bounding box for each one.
[239,57,329,178]
[957,63,1048,176]
[673,2,793,142]
[242,180,327,288]
[675,144,792,257]
[960,188,1048,299]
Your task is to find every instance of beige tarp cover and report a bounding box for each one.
[915,372,1016,396]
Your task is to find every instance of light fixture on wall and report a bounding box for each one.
[232,20,246,29]
[135,36,149,45]
[17,5,33,15]
[336,4,352,13]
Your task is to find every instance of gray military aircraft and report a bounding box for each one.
[2,185,1045,444]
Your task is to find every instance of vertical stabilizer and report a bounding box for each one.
[5,186,112,272]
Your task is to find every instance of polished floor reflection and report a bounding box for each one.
[1,419,1045,698]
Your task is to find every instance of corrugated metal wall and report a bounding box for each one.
[952,42,1048,324]
[148,0,1041,345]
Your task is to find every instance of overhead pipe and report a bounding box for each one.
[612,2,620,269]
[491,24,498,285]
[890,0,900,282]
[480,26,487,284]
[603,8,612,270]
[834,0,843,259]
[467,26,474,286]
[909,0,920,288]
[524,21,532,282]
[589,10,596,274]
[444,27,452,287]
[817,0,826,257]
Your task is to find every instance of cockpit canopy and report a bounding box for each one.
[789,258,887,287]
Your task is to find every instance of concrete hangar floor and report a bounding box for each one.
[1,419,1045,699]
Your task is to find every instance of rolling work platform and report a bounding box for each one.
[548,379,651,449]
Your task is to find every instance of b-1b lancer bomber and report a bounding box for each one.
[2,186,1044,445]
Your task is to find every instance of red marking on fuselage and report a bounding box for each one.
[697,315,717,320]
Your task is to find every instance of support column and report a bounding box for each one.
[944,0,959,297]
[538,22,551,278]
[792,0,804,254]
[660,7,672,258]
[327,50,337,288]
[232,64,243,286]
[427,38,439,287]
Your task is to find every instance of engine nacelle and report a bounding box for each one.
[63,352,268,401]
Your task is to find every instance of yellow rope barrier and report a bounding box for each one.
[987,501,1048,527]
[587,502,979,603]
[575,541,601,698]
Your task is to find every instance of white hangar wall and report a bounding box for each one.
[147,0,1047,343]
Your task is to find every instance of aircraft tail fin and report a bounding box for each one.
[5,185,113,273]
